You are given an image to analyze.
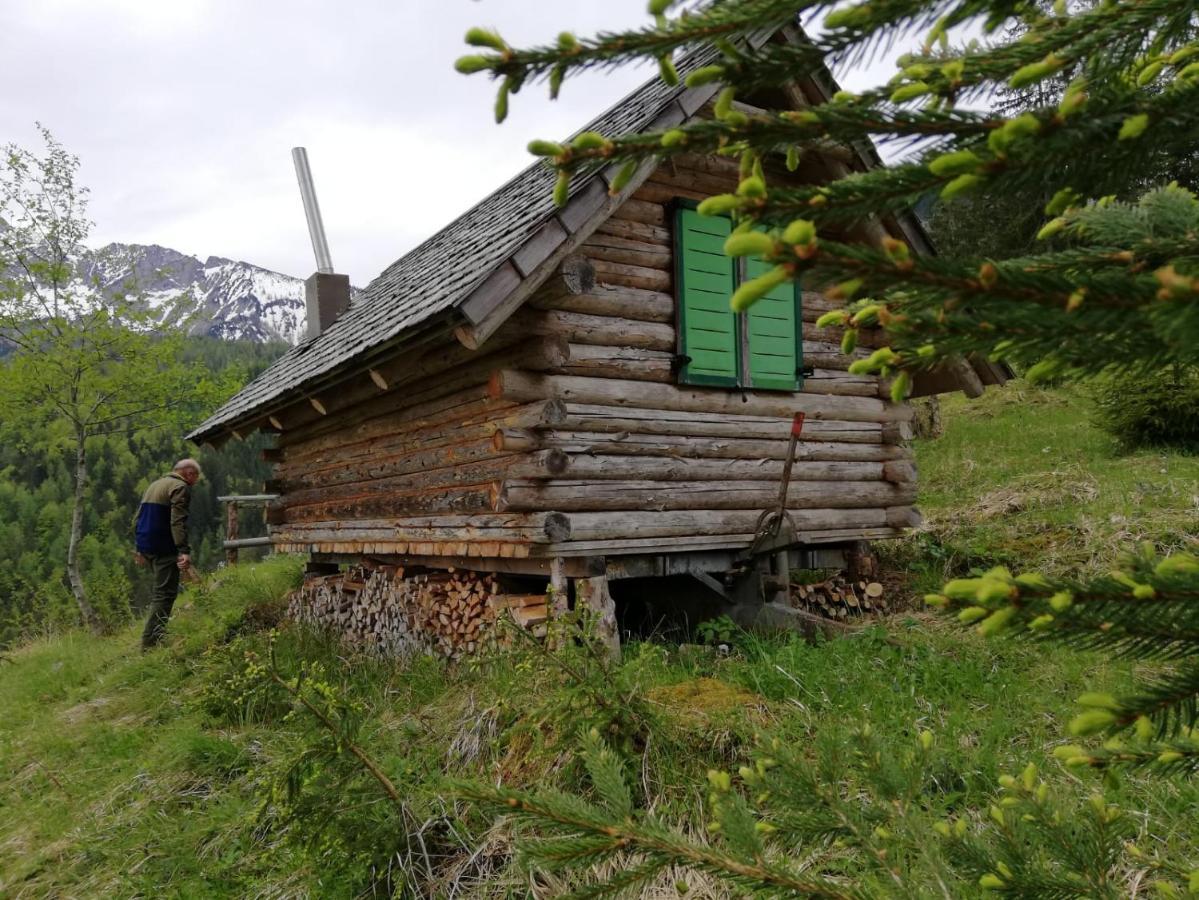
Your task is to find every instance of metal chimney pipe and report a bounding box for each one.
[291,147,335,274]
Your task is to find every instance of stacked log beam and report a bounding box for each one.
[286,566,550,659]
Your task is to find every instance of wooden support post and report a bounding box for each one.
[575,573,619,660]
[549,556,569,618]
[225,501,239,566]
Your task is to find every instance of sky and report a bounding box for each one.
[0,1,901,287]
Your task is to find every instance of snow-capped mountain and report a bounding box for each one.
[75,242,331,344]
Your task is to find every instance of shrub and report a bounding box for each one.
[1090,366,1199,452]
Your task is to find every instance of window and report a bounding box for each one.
[674,203,804,391]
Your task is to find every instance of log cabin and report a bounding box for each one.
[188,23,1005,649]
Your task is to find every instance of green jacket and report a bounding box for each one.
[134,473,192,556]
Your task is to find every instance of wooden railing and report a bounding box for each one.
[218,494,278,565]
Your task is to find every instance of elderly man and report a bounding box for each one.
[134,458,201,649]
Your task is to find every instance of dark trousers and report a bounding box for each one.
[141,553,180,648]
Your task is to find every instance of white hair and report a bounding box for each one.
[174,458,202,477]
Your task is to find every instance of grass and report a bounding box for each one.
[897,381,1199,588]
[0,384,1196,897]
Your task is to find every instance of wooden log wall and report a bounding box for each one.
[267,152,918,558]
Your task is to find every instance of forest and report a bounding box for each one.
[0,337,282,645]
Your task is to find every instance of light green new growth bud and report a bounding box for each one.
[989,805,1006,827]
[528,140,565,158]
[697,194,740,217]
[933,820,952,837]
[786,146,801,171]
[920,729,934,750]
[998,774,1017,789]
[731,267,790,312]
[660,129,688,148]
[495,86,515,126]
[917,344,936,358]
[816,310,849,328]
[1022,762,1037,789]
[891,370,912,404]
[685,65,725,87]
[891,81,932,103]
[783,219,817,245]
[1157,751,1183,764]
[455,55,494,74]
[1154,879,1182,899]
[1037,217,1067,241]
[675,879,690,895]
[736,176,766,198]
[873,826,892,839]
[1069,709,1117,736]
[549,66,564,100]
[1133,584,1156,599]
[977,579,1016,603]
[557,31,579,51]
[1155,553,1199,577]
[608,160,638,195]
[647,0,672,14]
[841,329,859,355]
[572,131,608,150]
[1025,359,1061,383]
[1000,796,1021,807]
[1004,112,1043,139]
[738,765,756,781]
[941,174,983,199]
[1049,591,1073,611]
[1053,744,1086,761]
[928,150,982,177]
[714,87,735,119]
[553,170,570,208]
[1015,571,1051,590]
[986,565,1013,581]
[706,769,732,792]
[1010,53,1066,88]
[1169,45,1199,65]
[1188,868,1199,892]
[954,817,969,837]
[1135,716,1155,741]
[659,55,679,87]
[724,231,775,258]
[1078,692,1120,711]
[833,90,856,102]
[1178,61,1199,81]
[924,593,949,607]
[943,578,984,600]
[958,606,990,624]
[1029,614,1055,630]
[1137,60,1165,86]
[465,27,507,51]
[755,821,777,834]
[1118,114,1150,141]
[977,606,1017,636]
[1045,188,1081,216]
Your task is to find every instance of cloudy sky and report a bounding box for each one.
[1,1,900,287]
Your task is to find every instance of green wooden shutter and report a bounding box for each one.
[744,255,802,391]
[675,207,738,386]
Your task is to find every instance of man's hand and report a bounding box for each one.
[133,551,147,567]
[177,553,191,571]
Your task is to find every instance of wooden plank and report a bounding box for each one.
[512,219,569,277]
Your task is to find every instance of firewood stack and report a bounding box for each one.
[788,575,887,621]
[286,565,550,659]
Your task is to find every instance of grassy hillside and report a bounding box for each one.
[1,384,1196,897]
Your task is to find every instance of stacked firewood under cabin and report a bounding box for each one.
[788,574,888,620]
[286,566,550,660]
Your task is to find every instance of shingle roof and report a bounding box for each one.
[188,48,719,442]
